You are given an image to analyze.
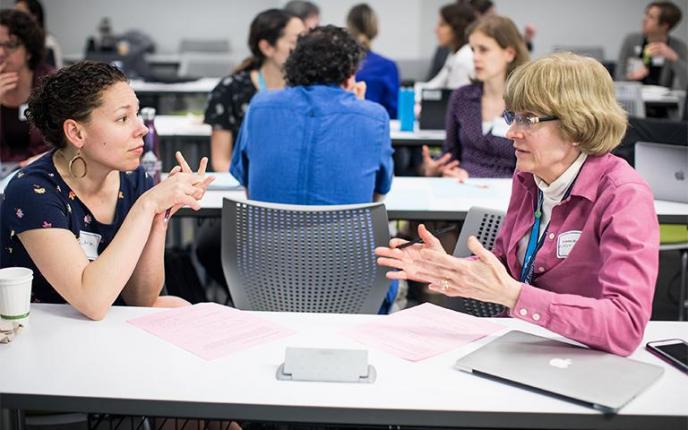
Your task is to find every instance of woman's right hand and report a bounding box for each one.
[0,62,19,104]
[375,224,447,283]
[421,145,459,177]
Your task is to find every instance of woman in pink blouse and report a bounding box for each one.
[376,53,659,356]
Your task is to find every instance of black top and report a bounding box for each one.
[203,69,258,140]
[0,151,153,303]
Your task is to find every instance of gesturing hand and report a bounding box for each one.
[421,145,459,177]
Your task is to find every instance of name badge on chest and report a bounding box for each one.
[556,230,581,259]
[79,231,102,261]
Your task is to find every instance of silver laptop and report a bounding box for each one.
[635,141,688,203]
[454,331,664,413]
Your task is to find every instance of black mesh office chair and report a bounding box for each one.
[452,206,506,317]
[221,198,390,313]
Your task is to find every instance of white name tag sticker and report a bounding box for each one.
[557,230,581,259]
[18,104,28,121]
[79,231,102,261]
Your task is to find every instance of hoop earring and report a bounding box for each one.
[68,151,87,178]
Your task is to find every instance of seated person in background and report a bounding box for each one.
[347,3,400,119]
[426,0,535,81]
[0,9,53,168]
[616,1,686,89]
[204,9,304,173]
[15,0,62,69]
[377,53,658,356]
[0,61,213,320]
[423,15,529,180]
[230,25,393,205]
[284,0,321,30]
[425,2,477,89]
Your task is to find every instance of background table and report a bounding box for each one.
[181,174,688,224]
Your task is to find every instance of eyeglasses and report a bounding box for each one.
[0,39,22,52]
[503,111,559,129]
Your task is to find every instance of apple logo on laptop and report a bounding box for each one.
[549,358,572,369]
[675,171,685,181]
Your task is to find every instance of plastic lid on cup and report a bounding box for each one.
[0,267,33,282]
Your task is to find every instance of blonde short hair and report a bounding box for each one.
[504,52,627,155]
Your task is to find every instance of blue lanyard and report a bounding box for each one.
[257,70,267,91]
[519,190,547,284]
[518,171,582,284]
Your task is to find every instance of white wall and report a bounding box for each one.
[2,0,686,66]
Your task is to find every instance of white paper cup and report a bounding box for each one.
[0,267,33,324]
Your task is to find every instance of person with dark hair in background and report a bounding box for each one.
[426,0,535,80]
[0,9,52,172]
[347,3,400,118]
[231,25,393,205]
[196,9,304,294]
[0,61,213,320]
[204,9,304,173]
[617,1,686,89]
[15,0,62,68]
[425,2,477,89]
[284,0,320,29]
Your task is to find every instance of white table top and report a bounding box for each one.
[0,304,685,428]
[186,175,688,223]
[641,86,685,104]
[130,77,219,95]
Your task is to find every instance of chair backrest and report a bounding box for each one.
[452,206,506,317]
[178,53,234,78]
[221,198,390,313]
[552,45,605,61]
[179,38,231,54]
[614,81,646,118]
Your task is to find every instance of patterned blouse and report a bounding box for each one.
[203,69,258,140]
[0,151,153,303]
[443,82,516,178]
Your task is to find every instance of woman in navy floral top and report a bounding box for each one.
[0,61,213,320]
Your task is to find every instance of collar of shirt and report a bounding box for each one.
[534,152,588,203]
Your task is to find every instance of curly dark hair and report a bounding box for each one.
[26,61,128,149]
[284,25,364,87]
[0,9,45,70]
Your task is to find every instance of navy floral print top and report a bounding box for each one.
[0,151,153,303]
[203,70,257,140]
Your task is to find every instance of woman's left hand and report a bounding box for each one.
[154,152,213,224]
[418,236,523,308]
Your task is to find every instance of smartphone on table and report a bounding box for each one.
[646,339,688,374]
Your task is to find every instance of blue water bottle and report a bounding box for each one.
[398,87,415,132]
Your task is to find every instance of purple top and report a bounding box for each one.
[443,83,515,178]
[494,154,659,356]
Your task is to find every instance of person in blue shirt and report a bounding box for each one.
[346,3,400,119]
[230,25,394,205]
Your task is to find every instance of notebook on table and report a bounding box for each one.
[454,330,664,413]
[634,141,688,203]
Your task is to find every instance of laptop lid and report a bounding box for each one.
[419,89,453,130]
[635,141,688,203]
[454,331,664,413]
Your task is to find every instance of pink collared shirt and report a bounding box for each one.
[493,154,659,356]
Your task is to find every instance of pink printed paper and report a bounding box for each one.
[128,303,295,360]
[342,302,504,361]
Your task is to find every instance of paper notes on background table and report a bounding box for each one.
[128,303,295,360]
[342,303,503,361]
